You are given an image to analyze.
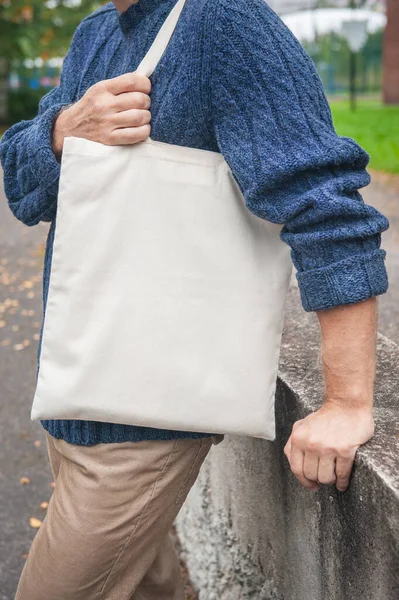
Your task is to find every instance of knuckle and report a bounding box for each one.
[335,469,350,480]
[290,432,305,447]
[318,475,336,485]
[90,96,107,113]
[104,130,117,145]
[87,82,98,95]
[133,92,151,109]
[337,446,354,459]
[132,109,150,125]
[141,109,152,124]
[132,73,151,92]
[305,439,320,453]
[143,94,151,109]
[291,466,302,478]
[89,80,106,96]
[130,124,151,143]
[318,445,336,457]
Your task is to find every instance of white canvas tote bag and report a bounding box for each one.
[31,0,293,440]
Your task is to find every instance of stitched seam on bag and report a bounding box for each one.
[63,152,222,169]
[96,439,180,600]
[134,156,222,169]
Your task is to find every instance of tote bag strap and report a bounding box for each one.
[136,0,188,78]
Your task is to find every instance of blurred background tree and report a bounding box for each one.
[0,0,104,61]
[383,0,399,104]
[0,0,104,123]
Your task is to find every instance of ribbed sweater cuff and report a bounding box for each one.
[297,249,389,312]
[30,103,67,196]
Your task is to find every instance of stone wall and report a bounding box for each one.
[176,286,399,600]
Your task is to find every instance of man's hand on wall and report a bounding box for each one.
[52,72,152,161]
[284,297,378,493]
[283,402,374,492]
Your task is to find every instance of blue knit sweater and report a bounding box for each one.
[0,0,389,446]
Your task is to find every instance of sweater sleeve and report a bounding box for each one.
[0,23,86,226]
[209,0,389,312]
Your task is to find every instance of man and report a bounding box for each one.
[0,0,389,598]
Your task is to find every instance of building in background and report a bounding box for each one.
[267,1,385,15]
[269,1,387,98]
[383,0,399,103]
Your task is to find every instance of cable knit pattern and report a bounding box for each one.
[0,0,389,445]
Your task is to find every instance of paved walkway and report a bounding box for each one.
[364,171,399,343]
[0,169,397,598]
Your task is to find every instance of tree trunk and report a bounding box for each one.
[0,57,9,124]
[383,0,399,104]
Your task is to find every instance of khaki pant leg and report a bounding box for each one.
[134,434,225,600]
[14,432,214,600]
[132,531,183,600]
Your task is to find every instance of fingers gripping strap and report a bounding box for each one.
[136,0,188,78]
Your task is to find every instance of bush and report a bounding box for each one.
[8,87,49,125]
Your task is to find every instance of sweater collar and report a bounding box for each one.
[118,0,170,33]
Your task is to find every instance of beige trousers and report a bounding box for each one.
[15,430,223,600]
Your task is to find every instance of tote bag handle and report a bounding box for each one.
[136,0,188,78]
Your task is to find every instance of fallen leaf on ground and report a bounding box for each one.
[0,320,6,328]
[34,440,42,447]
[14,344,24,351]
[12,325,19,332]
[23,553,29,560]
[40,501,48,509]
[0,339,10,347]
[22,340,31,347]
[50,482,56,488]
[29,517,42,529]
[22,281,34,289]
[33,333,40,341]
[20,477,30,485]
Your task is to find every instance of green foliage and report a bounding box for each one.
[330,100,399,174]
[8,86,47,124]
[303,30,384,95]
[0,0,105,61]
[0,1,105,125]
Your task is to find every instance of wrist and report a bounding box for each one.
[323,394,374,413]
[51,105,72,162]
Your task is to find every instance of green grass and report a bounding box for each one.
[330,100,399,175]
[1,102,398,174]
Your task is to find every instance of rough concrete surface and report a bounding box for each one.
[176,287,399,600]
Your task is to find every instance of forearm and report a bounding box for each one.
[317,297,377,410]
[51,105,73,162]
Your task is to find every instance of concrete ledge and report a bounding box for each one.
[176,286,399,600]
